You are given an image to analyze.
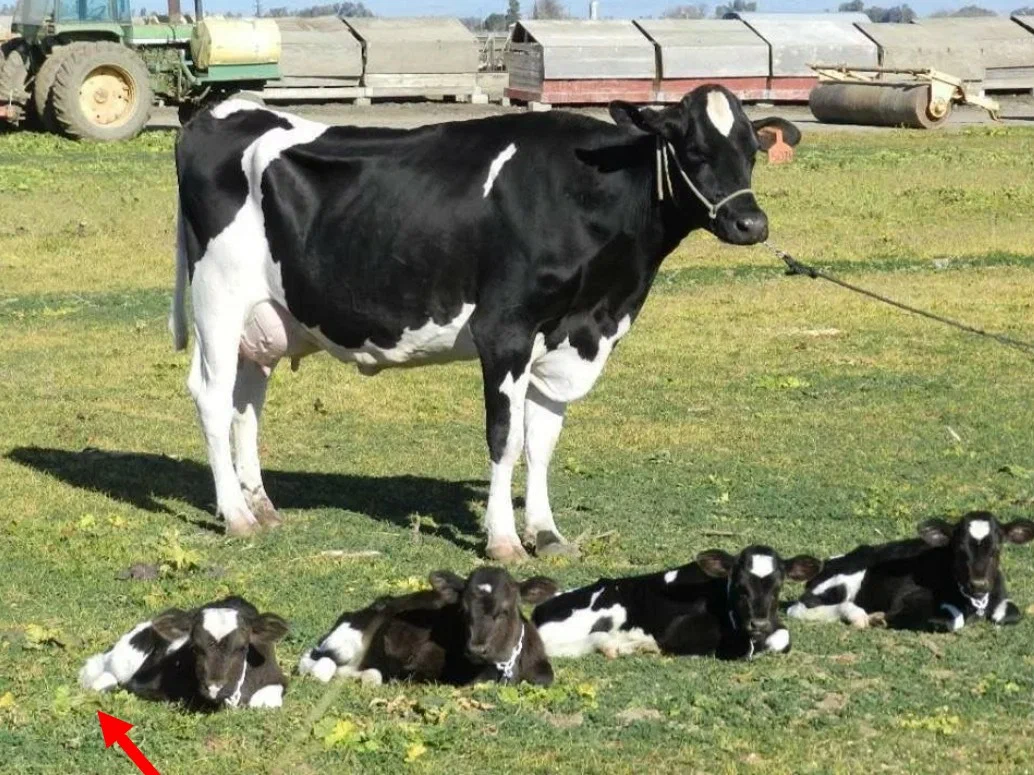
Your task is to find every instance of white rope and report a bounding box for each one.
[225,659,248,708]
[496,625,524,681]
[656,139,754,219]
[725,579,755,660]
[959,585,990,618]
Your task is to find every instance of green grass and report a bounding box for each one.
[2,124,1034,774]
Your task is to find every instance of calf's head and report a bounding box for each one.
[610,85,801,246]
[697,545,822,639]
[152,598,288,704]
[430,568,557,666]
[918,512,1034,598]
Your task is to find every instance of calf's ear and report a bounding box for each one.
[251,613,289,645]
[696,550,736,578]
[753,118,802,149]
[785,555,823,583]
[609,100,683,144]
[519,576,559,605]
[1004,519,1034,545]
[151,608,193,642]
[918,519,953,547]
[429,570,466,604]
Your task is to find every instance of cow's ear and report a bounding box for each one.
[429,570,466,603]
[785,555,823,583]
[251,613,289,645]
[696,550,736,578]
[519,576,559,605]
[1004,519,1034,545]
[918,519,953,547]
[609,101,682,143]
[151,608,193,642]
[753,117,802,150]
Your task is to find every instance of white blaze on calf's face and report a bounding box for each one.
[706,90,735,138]
[749,555,775,579]
[968,520,991,541]
[202,608,240,641]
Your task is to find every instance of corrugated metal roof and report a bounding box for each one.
[731,12,879,76]
[512,19,655,49]
[635,19,768,79]
[343,16,478,76]
[344,16,476,44]
[856,22,984,81]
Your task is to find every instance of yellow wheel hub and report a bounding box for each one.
[79,66,135,128]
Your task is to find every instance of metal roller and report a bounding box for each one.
[809,83,949,129]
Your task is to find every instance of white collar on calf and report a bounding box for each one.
[958,584,990,618]
[225,660,248,708]
[496,625,524,682]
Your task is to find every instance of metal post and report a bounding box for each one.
[589,0,599,19]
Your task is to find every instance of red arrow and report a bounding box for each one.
[97,711,161,775]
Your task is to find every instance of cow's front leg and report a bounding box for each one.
[523,386,576,557]
[232,358,281,528]
[477,336,532,563]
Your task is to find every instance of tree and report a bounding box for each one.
[663,4,708,18]
[532,0,567,19]
[460,16,483,30]
[484,12,509,31]
[714,0,755,18]
[506,0,521,25]
[929,4,995,14]
[1013,5,1034,12]
[838,0,864,10]
[868,4,916,21]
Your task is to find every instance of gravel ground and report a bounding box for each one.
[148,93,1034,133]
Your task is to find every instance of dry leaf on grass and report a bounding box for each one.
[616,707,664,725]
[544,712,583,729]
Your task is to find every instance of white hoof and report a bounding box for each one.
[248,685,284,709]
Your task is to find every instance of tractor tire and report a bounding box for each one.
[33,44,79,134]
[51,42,153,142]
[0,39,34,130]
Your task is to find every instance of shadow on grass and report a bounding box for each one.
[6,446,485,550]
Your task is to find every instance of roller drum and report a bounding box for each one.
[809,83,950,129]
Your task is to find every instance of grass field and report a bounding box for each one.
[2,123,1034,774]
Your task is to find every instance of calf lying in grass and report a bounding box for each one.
[80,596,289,710]
[299,568,558,686]
[788,511,1034,632]
[532,546,822,660]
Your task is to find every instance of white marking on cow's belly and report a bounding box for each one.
[537,601,628,658]
[312,303,479,375]
[530,316,632,403]
[483,143,517,198]
[706,90,735,137]
[202,608,239,641]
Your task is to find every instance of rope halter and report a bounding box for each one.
[726,578,755,661]
[959,584,990,618]
[496,624,524,681]
[225,659,248,708]
[656,138,754,219]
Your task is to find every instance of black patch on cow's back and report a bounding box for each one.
[176,108,293,275]
[590,616,613,633]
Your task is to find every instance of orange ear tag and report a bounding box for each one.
[761,127,794,165]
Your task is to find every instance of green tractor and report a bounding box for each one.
[0,0,281,141]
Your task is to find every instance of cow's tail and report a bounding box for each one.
[169,202,189,352]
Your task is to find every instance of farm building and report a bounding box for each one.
[634,19,769,103]
[730,12,878,101]
[265,16,364,102]
[506,20,657,105]
[855,23,985,85]
[915,17,1034,92]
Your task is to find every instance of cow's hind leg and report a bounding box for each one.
[233,358,281,528]
[188,297,259,537]
[474,322,533,563]
[523,386,575,557]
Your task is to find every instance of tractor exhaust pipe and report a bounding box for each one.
[167,0,181,19]
[194,0,204,20]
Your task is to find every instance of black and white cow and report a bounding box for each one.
[298,568,558,686]
[531,546,822,660]
[171,87,800,558]
[79,596,289,710]
[788,511,1034,632]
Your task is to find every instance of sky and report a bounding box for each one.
[206,0,1029,22]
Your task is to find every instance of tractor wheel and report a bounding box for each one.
[51,42,153,142]
[0,39,34,130]
[33,44,81,134]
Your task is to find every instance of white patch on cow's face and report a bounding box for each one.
[991,599,1010,623]
[248,684,284,709]
[664,570,678,584]
[749,555,775,578]
[529,315,632,404]
[940,603,965,631]
[765,628,790,653]
[202,608,239,641]
[968,520,991,541]
[206,683,222,700]
[483,143,517,198]
[478,584,493,593]
[706,90,735,137]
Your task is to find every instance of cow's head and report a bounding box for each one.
[152,598,288,705]
[918,512,1034,599]
[430,568,557,666]
[697,545,822,641]
[609,86,800,245]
